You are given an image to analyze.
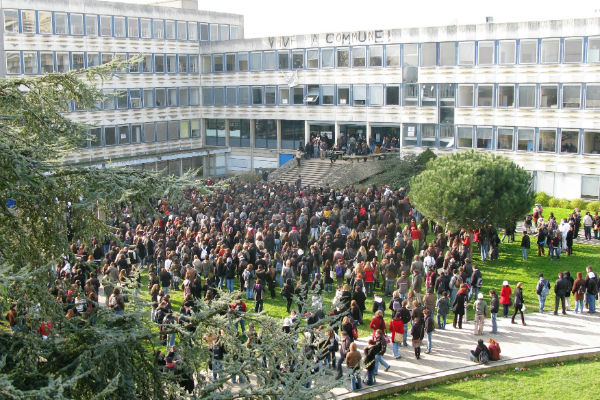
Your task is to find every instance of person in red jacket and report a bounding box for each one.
[389,313,404,359]
[499,280,512,317]
[369,310,386,340]
[488,338,501,361]
[364,263,376,297]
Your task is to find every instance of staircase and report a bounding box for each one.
[269,158,346,188]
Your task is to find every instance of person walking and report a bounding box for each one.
[410,316,425,359]
[423,309,435,354]
[536,273,550,313]
[572,271,586,313]
[520,231,530,260]
[452,284,468,329]
[373,329,391,375]
[489,290,499,334]
[336,330,352,380]
[500,281,512,318]
[389,313,404,359]
[554,272,569,315]
[435,291,450,329]
[583,211,594,240]
[473,293,487,335]
[584,268,598,313]
[253,278,265,312]
[345,342,362,391]
[511,282,526,325]
[363,339,378,385]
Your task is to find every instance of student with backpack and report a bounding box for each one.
[469,339,490,364]
[423,309,435,354]
[389,313,404,359]
[436,291,449,329]
[536,273,551,313]
[572,271,586,313]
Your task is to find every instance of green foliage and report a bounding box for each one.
[534,192,552,205]
[587,201,600,212]
[361,150,434,190]
[409,151,534,230]
[416,148,437,168]
[557,198,571,208]
[548,197,560,207]
[570,198,588,210]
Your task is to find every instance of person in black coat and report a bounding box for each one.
[554,272,570,315]
[452,285,468,329]
[410,316,425,359]
[281,278,294,313]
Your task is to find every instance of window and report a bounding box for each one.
[190,87,200,105]
[254,119,277,148]
[202,87,213,105]
[276,51,288,69]
[307,49,318,68]
[476,127,493,149]
[143,123,155,142]
[292,50,304,69]
[143,89,154,108]
[155,88,166,107]
[86,15,98,36]
[584,131,600,154]
[338,85,350,105]
[233,52,247,71]
[518,85,536,108]
[457,126,473,148]
[538,129,556,152]
[497,127,514,150]
[101,52,112,66]
[6,52,20,74]
[210,24,220,41]
[118,125,129,144]
[477,85,493,107]
[264,51,276,70]
[336,47,349,68]
[104,126,117,146]
[23,52,38,74]
[252,86,263,105]
[89,127,102,147]
[561,130,579,153]
[440,84,455,105]
[191,120,201,138]
[114,16,125,37]
[306,85,318,106]
[562,85,581,108]
[541,39,559,63]
[156,122,167,141]
[230,25,240,40]
[385,44,400,67]
[177,21,187,40]
[214,54,224,72]
[402,124,418,146]
[200,23,209,41]
[588,37,600,63]
[499,40,516,64]
[39,11,52,34]
[250,52,261,71]
[281,120,304,150]
[140,18,151,38]
[200,55,211,73]
[179,55,189,73]
[404,44,418,66]
[72,52,84,70]
[540,85,558,108]
[226,87,236,105]
[229,119,250,146]
[352,47,366,67]
[322,48,334,68]
[519,39,537,64]
[322,85,334,105]
[165,20,175,39]
[421,124,436,147]
[21,10,35,33]
[130,89,142,108]
[219,24,229,40]
[421,84,436,106]
[369,85,383,106]
[177,87,188,106]
[586,85,600,108]
[498,85,515,107]
[478,41,494,65]
[142,54,152,72]
[4,10,18,33]
[292,87,304,105]
[155,54,165,72]
[458,42,475,65]
[562,38,582,63]
[265,86,276,105]
[131,124,142,143]
[71,14,84,35]
[421,43,436,66]
[517,128,535,151]
[168,88,178,106]
[188,22,198,41]
[128,17,139,38]
[439,42,456,66]
[582,176,600,199]
[457,85,474,107]
[439,125,455,148]
[368,46,382,67]
[166,54,176,73]
[279,87,289,105]
[153,19,164,39]
[179,120,190,139]
[213,87,225,106]
[189,55,199,73]
[385,85,399,105]
[403,84,418,106]
[40,52,54,73]
[54,13,68,35]
[238,87,250,105]
[100,15,112,36]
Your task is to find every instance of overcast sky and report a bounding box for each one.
[121,0,600,38]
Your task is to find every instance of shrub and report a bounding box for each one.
[570,198,588,211]
[587,201,600,212]
[534,192,551,205]
[548,197,560,207]
[558,199,571,208]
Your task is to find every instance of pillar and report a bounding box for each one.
[250,119,255,172]
[225,119,230,147]
[276,119,282,153]
[366,123,372,146]
[334,122,340,147]
[304,120,310,147]
[200,118,207,147]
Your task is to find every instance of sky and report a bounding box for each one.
[120,0,600,38]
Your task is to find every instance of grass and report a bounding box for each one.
[381,358,600,400]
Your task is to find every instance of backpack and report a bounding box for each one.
[478,351,489,364]
[541,280,550,297]
[476,277,483,289]
[578,282,586,296]
[392,299,402,312]
[336,265,343,277]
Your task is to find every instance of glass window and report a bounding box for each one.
[100,15,112,36]
[230,25,240,40]
[499,40,516,64]
[322,85,334,105]
[281,120,304,150]
[403,83,418,106]
[457,126,473,148]
[582,176,600,198]
[23,52,38,74]
[292,87,304,105]
[304,85,318,105]
[439,125,454,148]
[4,10,18,33]
[540,85,558,108]
[103,90,115,110]
[177,21,187,40]
[153,19,164,39]
[54,13,68,35]
[179,120,190,139]
[404,44,418,66]
[250,52,261,71]
[458,42,475,65]
[40,52,54,73]
[336,47,349,68]
[421,43,436,66]
[168,121,180,142]
[237,52,249,71]
[563,38,582,63]
[385,44,400,67]
[118,125,129,144]
[477,85,493,107]
[403,65,418,83]
[588,37,600,63]
[498,85,515,107]
[279,87,289,105]
[143,89,154,108]
[322,48,334,68]
[131,124,142,143]
[178,87,189,106]
[39,11,52,34]
[168,88,178,106]
[155,54,165,72]
[476,127,493,149]
[101,53,113,66]
[155,88,166,107]
[210,24,218,40]
[166,54,176,73]
[478,41,494,65]
[128,17,139,38]
[191,120,201,138]
[226,87,237,105]
[72,52,84,70]
[457,85,474,107]
[369,46,383,67]
[386,85,400,105]
[252,86,263,105]
[292,50,304,69]
[519,39,537,64]
[89,127,102,147]
[104,126,117,146]
[130,89,142,108]
[307,49,318,69]
[561,130,579,153]
[229,119,249,146]
[200,23,209,41]
[497,127,514,150]
[238,87,250,105]
[188,22,198,41]
[562,85,581,108]
[517,128,535,151]
[439,42,456,66]
[201,55,211,73]
[140,18,151,38]
[278,51,289,69]
[190,87,200,105]
[21,10,35,33]
[156,122,167,141]
[421,84,436,106]
[255,119,277,148]
[265,86,276,105]
[421,124,436,147]
[70,14,84,35]
[202,87,213,105]
[189,55,199,73]
[114,16,125,37]
[6,52,20,74]
[586,85,600,108]
[440,83,455,105]
[402,124,418,146]
[219,24,229,40]
[538,129,556,152]
[518,85,536,108]
[369,85,383,106]
[540,39,559,63]
[584,131,600,154]
[165,20,175,39]
[143,123,155,142]
[264,51,276,70]
[141,54,152,72]
[178,55,188,73]
[86,15,98,36]
[338,85,350,105]
[214,54,224,72]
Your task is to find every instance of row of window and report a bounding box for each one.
[89,87,201,111]
[3,9,240,41]
[199,83,600,110]
[200,37,600,73]
[6,51,200,75]
[85,120,201,147]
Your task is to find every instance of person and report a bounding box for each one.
[230,295,247,334]
[469,265,483,303]
[572,271,586,313]
[554,272,569,315]
[398,300,411,347]
[473,293,487,335]
[584,267,598,313]
[295,147,303,167]
[452,284,468,329]
[108,287,125,315]
[5,303,17,334]
[345,342,362,391]
[369,310,386,340]
[389,312,404,359]
[511,282,526,325]
[423,309,435,354]
[537,227,546,256]
[470,339,490,363]
[489,290,499,334]
[583,211,594,240]
[363,339,378,385]
[373,329,390,375]
[435,291,449,330]
[253,278,265,312]
[281,278,294,313]
[336,330,352,380]
[520,231,530,260]
[488,338,501,361]
[410,316,425,359]
[536,273,550,313]
[500,281,512,318]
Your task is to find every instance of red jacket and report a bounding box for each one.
[364,269,375,283]
[389,319,404,342]
[500,286,512,305]
[369,316,386,332]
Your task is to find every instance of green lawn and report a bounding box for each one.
[383,358,600,400]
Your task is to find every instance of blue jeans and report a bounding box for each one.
[235,319,245,334]
[167,333,175,349]
[162,287,169,295]
[426,331,432,353]
[585,226,592,240]
[277,273,283,286]
[522,247,528,260]
[365,281,374,297]
[350,369,363,390]
[212,360,222,380]
[114,310,123,315]
[469,287,479,303]
[480,243,489,261]
[226,278,235,292]
[575,299,584,313]
[218,277,225,289]
[451,289,458,306]
[392,342,401,358]
[586,293,597,312]
[437,313,447,329]
[366,369,375,385]
[538,295,547,312]
[246,287,253,300]
[374,354,389,375]
[491,313,497,333]
[550,247,560,260]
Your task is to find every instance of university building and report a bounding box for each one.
[2,0,600,199]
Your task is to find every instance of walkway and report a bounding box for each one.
[332,311,600,398]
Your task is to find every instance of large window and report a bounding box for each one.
[214,54,224,72]
[71,14,84,35]
[153,19,164,39]
[219,24,229,40]
[421,124,436,147]
[564,38,583,63]
[457,85,474,107]
[104,126,117,146]
[561,130,579,153]
[292,50,304,69]
[100,15,112,36]
[89,127,102,147]
[252,87,263,105]
[586,85,600,108]
[155,88,166,107]
[128,17,139,38]
[321,48,334,68]
[200,23,209,41]
[167,120,179,141]
[84,14,97,36]
[278,51,289,69]
[385,45,400,67]
[338,86,350,105]
[179,120,190,139]
[352,46,367,67]
[353,85,366,106]
[477,85,493,107]
[23,52,38,74]
[165,20,176,39]
[541,39,559,63]
[562,85,581,108]
[250,52,261,71]
[21,10,36,33]
[540,85,558,108]
[478,41,494,65]
[476,127,493,149]
[206,119,225,146]
[583,131,600,154]
[281,120,304,149]
[238,52,249,71]
[519,39,537,64]
[143,123,155,143]
[279,87,289,105]
[188,22,198,41]
[156,122,167,142]
[264,86,276,105]
[498,85,515,107]
[238,87,250,105]
[190,55,199,73]
[202,87,213,105]
[587,37,600,63]
[142,54,153,72]
[517,128,535,151]
[167,54,177,73]
[457,126,473,148]
[458,42,475,65]
[292,87,304,105]
[499,40,516,64]
[538,129,556,152]
[229,119,250,147]
[582,176,600,199]
[54,13,68,35]
[369,85,383,106]
[191,120,201,138]
[6,52,20,74]
[39,11,52,34]
[114,16,126,37]
[337,47,349,68]
[307,49,318,69]
[403,84,418,106]
[421,84,436,106]
[226,87,236,105]
[385,85,400,105]
[421,43,436,66]
[4,10,18,33]
[255,119,277,148]
[140,18,151,38]
[167,88,178,106]
[118,125,130,144]
[518,85,536,108]
[116,90,128,109]
[130,89,142,108]
[264,51,276,70]
[40,52,54,73]
[439,125,455,148]
[177,21,187,40]
[155,54,165,73]
[322,85,334,105]
[179,55,189,73]
[143,89,153,108]
[439,42,456,66]
[497,127,514,150]
[402,124,418,146]
[369,46,383,67]
[190,87,200,106]
[404,44,418,66]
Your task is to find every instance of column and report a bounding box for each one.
[200,118,207,147]
[250,119,255,172]
[334,122,340,147]
[366,123,372,146]
[304,120,310,147]
[225,119,230,147]
[276,119,282,153]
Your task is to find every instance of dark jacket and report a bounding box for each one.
[514,287,524,307]
[471,342,490,360]
[410,320,425,341]
[453,289,467,314]
[490,294,499,314]
[554,277,570,297]
[521,235,530,249]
